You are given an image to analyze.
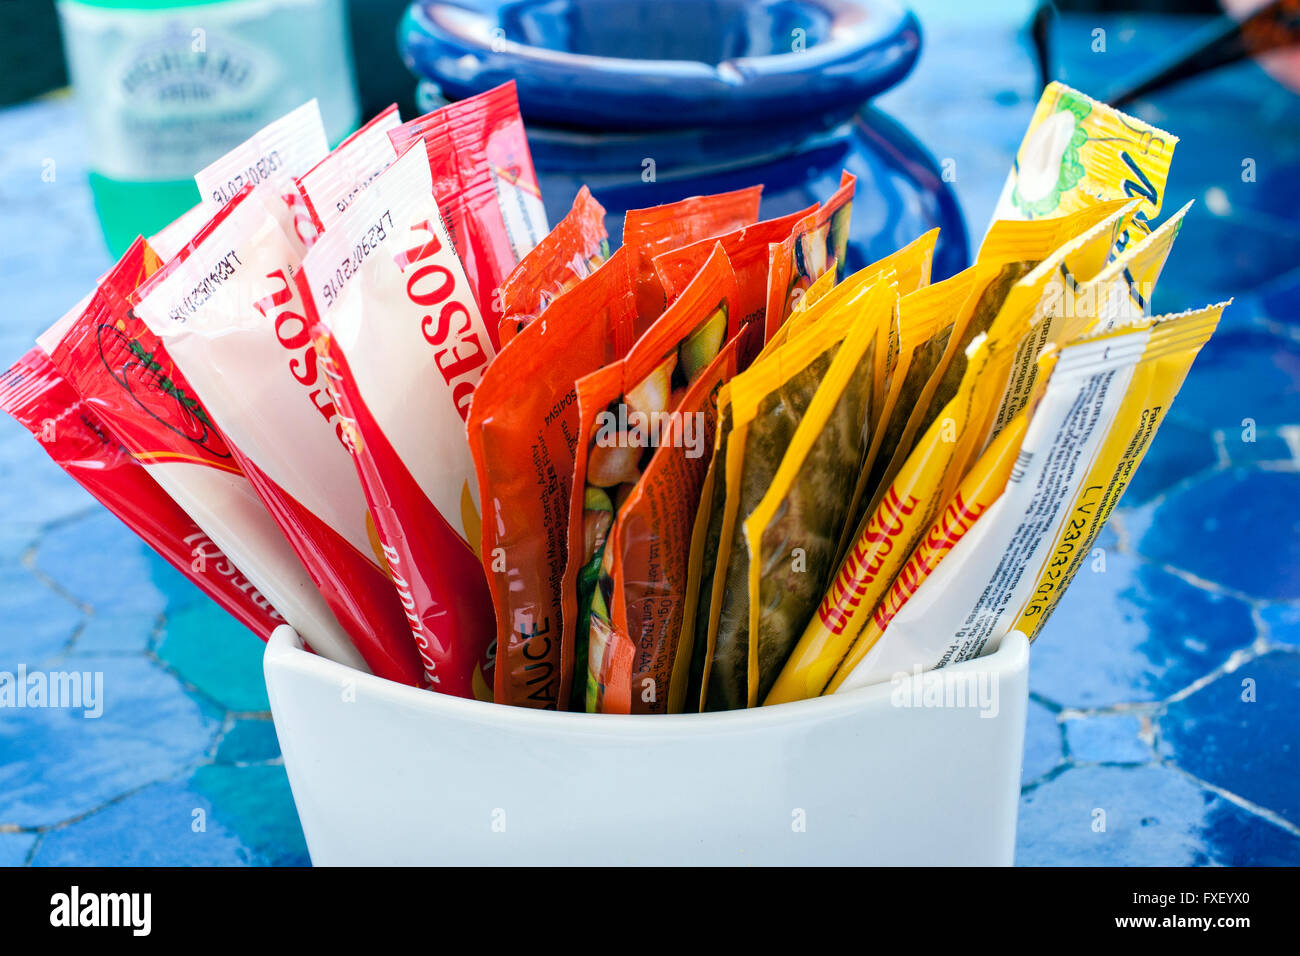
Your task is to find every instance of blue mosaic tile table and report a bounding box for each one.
[1,5,1297,865]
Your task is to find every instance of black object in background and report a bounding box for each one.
[1050,0,1222,11]
[0,0,417,123]
[0,0,67,107]
[347,0,419,119]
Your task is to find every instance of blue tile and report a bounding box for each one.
[157,602,269,712]
[0,656,220,827]
[1032,551,1255,708]
[1255,266,1300,328]
[1022,698,1064,784]
[1152,212,1300,310]
[1123,418,1217,505]
[1065,714,1153,764]
[31,765,309,866]
[33,510,178,617]
[1131,469,1300,602]
[1157,651,1300,827]
[0,832,36,867]
[215,719,281,764]
[0,565,82,670]
[1225,430,1294,466]
[1017,764,1300,866]
[1093,521,1121,553]
[1259,604,1300,648]
[70,611,157,656]
[0,426,99,535]
[1167,329,1300,435]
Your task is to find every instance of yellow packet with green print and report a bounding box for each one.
[989,81,1177,257]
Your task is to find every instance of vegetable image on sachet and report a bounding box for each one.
[41,236,367,673]
[589,320,760,715]
[764,171,855,340]
[991,81,1177,255]
[564,245,744,712]
[469,247,639,710]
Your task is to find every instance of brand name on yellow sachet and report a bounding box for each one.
[873,491,988,631]
[818,487,919,636]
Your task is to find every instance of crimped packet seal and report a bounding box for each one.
[1085,201,1191,332]
[652,203,815,342]
[389,82,549,337]
[194,100,329,250]
[195,100,329,205]
[149,202,217,262]
[297,141,496,699]
[623,185,762,325]
[295,104,402,231]
[497,186,609,347]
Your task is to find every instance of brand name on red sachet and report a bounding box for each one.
[255,270,348,449]
[818,487,919,636]
[182,531,282,621]
[873,492,987,631]
[394,220,488,422]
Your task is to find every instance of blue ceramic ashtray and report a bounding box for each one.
[399,0,968,276]
[401,0,921,129]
